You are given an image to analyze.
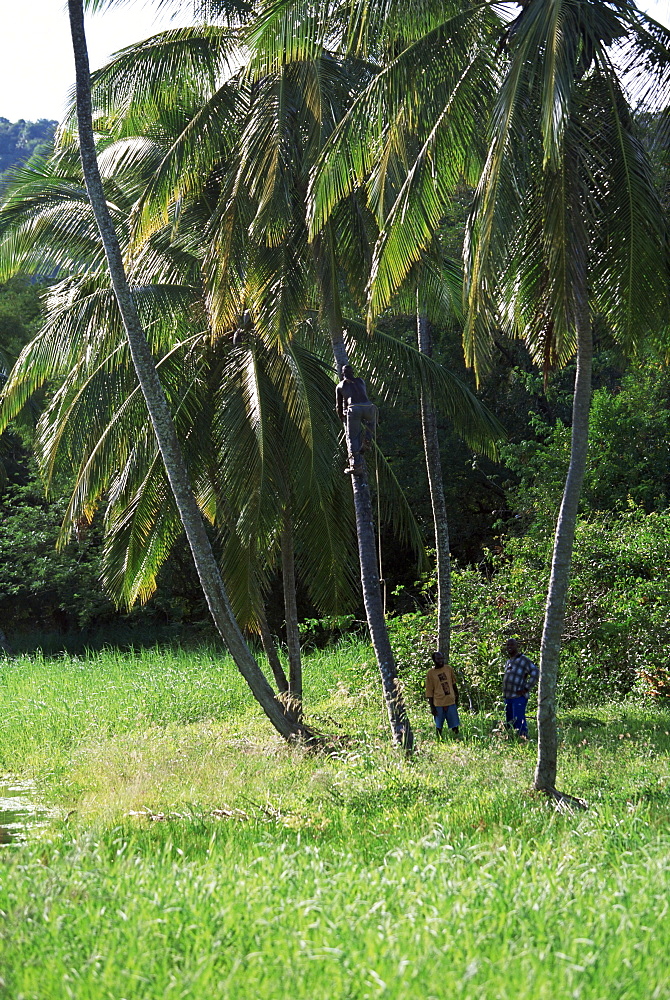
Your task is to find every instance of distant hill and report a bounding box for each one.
[0,117,57,179]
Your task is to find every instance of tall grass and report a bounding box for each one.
[0,644,669,998]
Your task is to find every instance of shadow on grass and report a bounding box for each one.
[6,623,223,657]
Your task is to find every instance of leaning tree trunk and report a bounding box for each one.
[67,0,307,743]
[417,308,452,660]
[280,506,303,720]
[534,291,592,792]
[314,230,413,749]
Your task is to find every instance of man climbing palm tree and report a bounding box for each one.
[335,364,376,475]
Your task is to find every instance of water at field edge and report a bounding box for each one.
[0,778,51,843]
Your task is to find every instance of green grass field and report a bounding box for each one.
[1,642,669,999]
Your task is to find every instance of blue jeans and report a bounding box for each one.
[505,696,529,736]
[435,704,460,731]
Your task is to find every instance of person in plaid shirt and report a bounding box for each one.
[503,638,538,738]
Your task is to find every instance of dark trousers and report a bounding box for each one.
[505,695,529,736]
[346,403,376,458]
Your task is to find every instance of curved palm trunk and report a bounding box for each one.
[67,0,307,742]
[534,293,592,791]
[280,507,303,720]
[417,309,451,660]
[314,230,413,749]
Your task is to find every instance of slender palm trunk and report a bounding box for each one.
[314,230,413,749]
[280,506,303,719]
[258,608,289,693]
[417,309,451,660]
[67,0,307,742]
[350,464,413,746]
[534,291,592,791]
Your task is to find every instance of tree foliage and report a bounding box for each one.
[0,119,57,180]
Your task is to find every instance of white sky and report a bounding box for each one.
[643,0,670,21]
[1,0,669,123]
[0,1,192,122]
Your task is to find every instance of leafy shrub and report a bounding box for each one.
[502,358,670,535]
[0,479,115,633]
[387,610,439,703]
[0,471,209,642]
[390,506,670,706]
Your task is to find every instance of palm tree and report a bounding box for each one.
[64,0,311,741]
[70,7,502,747]
[258,0,500,670]
[417,310,452,659]
[283,0,670,788]
[463,0,669,793]
[246,2,507,745]
[0,134,428,727]
[77,26,413,746]
[383,249,465,662]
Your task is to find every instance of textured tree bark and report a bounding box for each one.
[314,230,413,748]
[417,310,452,660]
[281,507,303,719]
[349,467,413,747]
[534,287,592,791]
[67,0,308,742]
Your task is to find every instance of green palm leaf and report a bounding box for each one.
[343,324,505,457]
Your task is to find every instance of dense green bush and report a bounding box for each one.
[502,358,670,533]
[391,505,670,707]
[0,471,209,643]
[0,478,117,633]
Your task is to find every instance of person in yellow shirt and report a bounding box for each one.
[425,651,460,738]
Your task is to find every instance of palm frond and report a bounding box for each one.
[586,66,668,351]
[59,25,239,138]
[308,5,498,238]
[245,0,333,76]
[343,324,505,457]
[130,77,245,245]
[102,452,181,607]
[294,465,360,614]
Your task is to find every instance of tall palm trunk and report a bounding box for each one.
[67,0,306,742]
[417,309,451,659]
[534,285,592,791]
[349,463,413,747]
[280,506,303,719]
[314,230,413,749]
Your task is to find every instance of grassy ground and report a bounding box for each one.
[0,642,669,999]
